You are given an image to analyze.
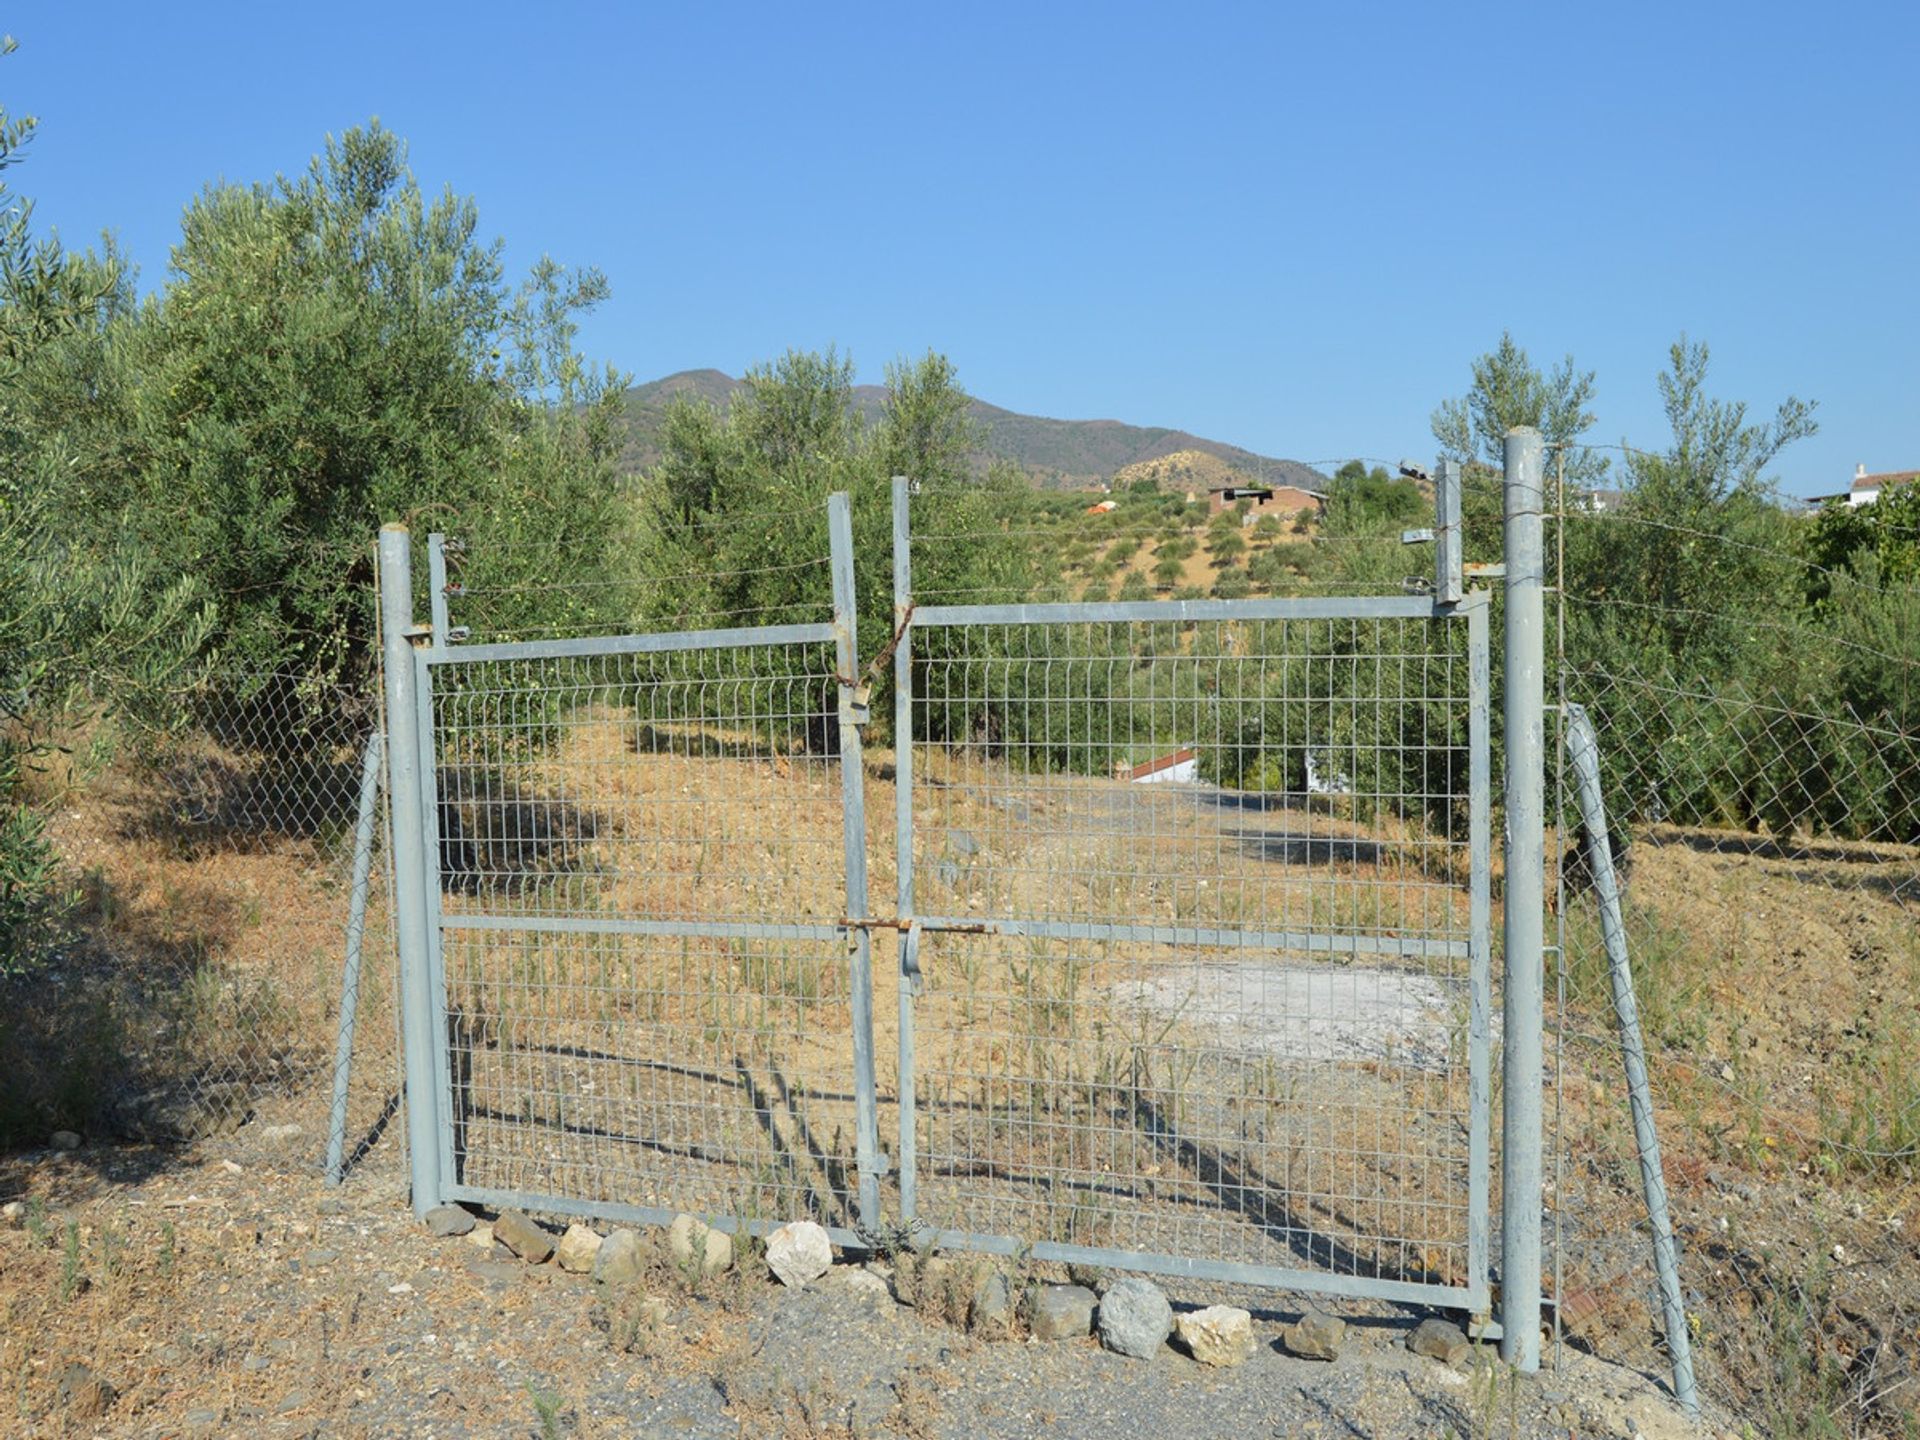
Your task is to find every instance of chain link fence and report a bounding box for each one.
[1549,496,1920,1432]
[17,667,404,1177]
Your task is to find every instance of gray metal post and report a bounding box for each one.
[892,476,918,1224]
[1501,426,1546,1369]
[378,524,445,1218]
[1466,595,1492,1309]
[1435,458,1464,605]
[828,492,882,1232]
[1566,705,1699,1416]
[326,730,386,1185]
[427,534,451,654]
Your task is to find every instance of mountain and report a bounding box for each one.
[618,370,1328,491]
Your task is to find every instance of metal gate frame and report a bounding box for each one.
[885,478,1493,1314]
[377,499,886,1245]
[375,468,1507,1322]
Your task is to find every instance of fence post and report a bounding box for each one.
[1501,426,1546,1369]
[828,492,883,1233]
[892,475,918,1225]
[1566,705,1699,1415]
[325,730,386,1186]
[377,524,445,1219]
[1434,457,1464,605]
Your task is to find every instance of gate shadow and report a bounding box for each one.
[442,1034,856,1226]
[1130,1094,1452,1293]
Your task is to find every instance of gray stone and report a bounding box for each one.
[493,1209,554,1264]
[58,1362,116,1418]
[592,1228,647,1288]
[49,1130,81,1151]
[946,828,979,857]
[765,1219,832,1288]
[667,1213,734,1277]
[1409,1317,1472,1364]
[120,1083,250,1141]
[1,1200,23,1228]
[1177,1305,1258,1367]
[1282,1308,1345,1361]
[465,1257,524,1289]
[834,1267,894,1308]
[1031,1283,1097,1341]
[274,1391,307,1415]
[185,1408,221,1431]
[424,1204,475,1238]
[301,1248,338,1268]
[970,1269,1013,1334]
[1097,1276,1172,1358]
[555,1223,603,1274]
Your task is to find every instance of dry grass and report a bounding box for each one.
[431,705,1480,1291]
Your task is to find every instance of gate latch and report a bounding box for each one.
[848,683,872,726]
[901,921,924,996]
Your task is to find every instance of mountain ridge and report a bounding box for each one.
[618,369,1328,491]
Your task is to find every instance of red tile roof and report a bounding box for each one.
[1853,469,1920,492]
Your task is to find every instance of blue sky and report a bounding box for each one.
[9,1,1914,496]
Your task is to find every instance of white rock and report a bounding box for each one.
[764,1220,832,1288]
[464,1221,495,1251]
[667,1214,734,1277]
[556,1223,604,1274]
[1,1201,24,1228]
[1176,1305,1257,1367]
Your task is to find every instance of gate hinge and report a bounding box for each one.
[901,920,924,997]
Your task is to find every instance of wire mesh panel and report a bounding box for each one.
[898,597,1491,1308]
[422,633,872,1233]
[39,669,401,1170]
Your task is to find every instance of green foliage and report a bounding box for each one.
[1210,564,1250,599]
[638,349,1042,738]
[1208,525,1246,564]
[1803,479,1920,606]
[66,124,628,707]
[1,48,215,973]
[1320,460,1425,536]
[1431,329,1610,490]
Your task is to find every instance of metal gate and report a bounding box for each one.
[377,499,884,1245]
[887,479,1492,1312]
[377,476,1494,1317]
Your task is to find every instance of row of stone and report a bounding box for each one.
[423,1204,1475,1369]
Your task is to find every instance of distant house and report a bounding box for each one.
[1847,464,1920,508]
[1206,485,1324,524]
[1575,488,1627,513]
[1114,748,1197,784]
[1085,499,1118,514]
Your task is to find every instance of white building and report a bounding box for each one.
[1848,464,1920,507]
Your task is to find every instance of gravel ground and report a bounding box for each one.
[0,1131,1714,1439]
